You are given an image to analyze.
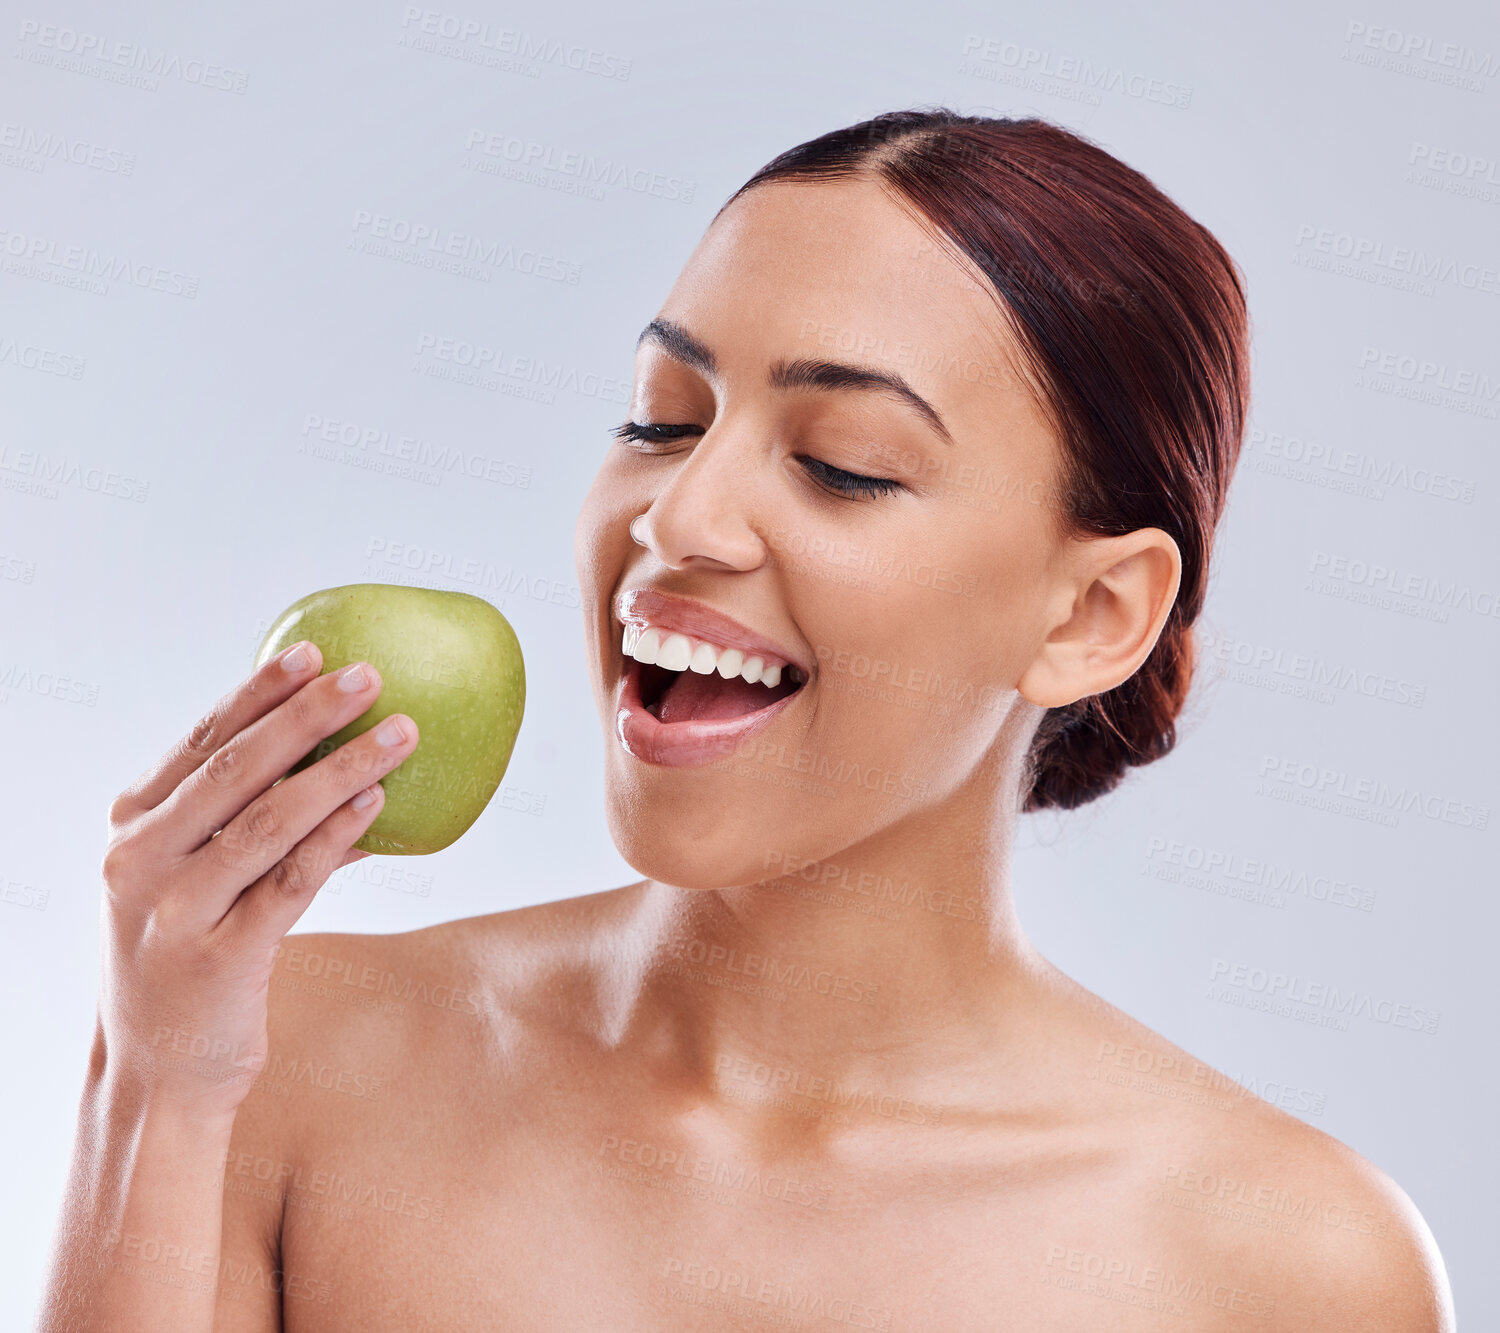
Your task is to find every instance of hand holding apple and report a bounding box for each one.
[253,583,526,855]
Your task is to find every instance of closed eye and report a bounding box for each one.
[611,421,700,445]
[795,454,904,500]
[611,420,905,502]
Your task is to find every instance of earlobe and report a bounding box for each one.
[1017,528,1181,709]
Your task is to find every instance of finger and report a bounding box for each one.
[183,713,418,926]
[216,782,387,952]
[148,661,385,858]
[113,641,323,818]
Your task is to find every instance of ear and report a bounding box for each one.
[1017,528,1182,709]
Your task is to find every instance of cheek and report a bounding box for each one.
[573,492,605,589]
[572,496,596,588]
[801,583,977,779]
[575,460,636,580]
[952,502,1056,674]
[802,514,1039,757]
[574,463,642,701]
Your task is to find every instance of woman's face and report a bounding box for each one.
[574,175,1081,890]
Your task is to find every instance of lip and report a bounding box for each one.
[613,587,812,677]
[614,652,801,768]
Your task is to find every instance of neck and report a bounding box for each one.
[601,730,1058,1125]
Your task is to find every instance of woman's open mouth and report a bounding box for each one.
[614,625,809,768]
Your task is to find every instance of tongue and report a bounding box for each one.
[657,669,784,724]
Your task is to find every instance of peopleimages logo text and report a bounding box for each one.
[1343,22,1497,78]
[1209,959,1440,1034]
[1257,753,1490,830]
[1309,550,1500,619]
[1294,225,1499,296]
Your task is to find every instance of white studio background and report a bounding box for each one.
[3,0,1495,1322]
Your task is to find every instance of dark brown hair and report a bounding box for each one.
[718,108,1250,811]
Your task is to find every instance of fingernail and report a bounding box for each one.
[338,663,370,693]
[352,783,381,810]
[375,716,408,747]
[281,642,313,673]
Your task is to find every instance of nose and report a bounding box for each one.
[633,428,767,572]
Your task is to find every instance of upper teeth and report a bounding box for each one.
[622,622,806,689]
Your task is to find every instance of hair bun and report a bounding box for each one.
[1022,619,1197,812]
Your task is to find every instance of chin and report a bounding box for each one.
[608,769,859,891]
[601,786,780,892]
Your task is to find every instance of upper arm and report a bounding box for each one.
[1260,1149,1455,1333]
[1321,1167,1454,1333]
[209,928,398,1328]
[209,930,342,1331]
[1149,1096,1455,1333]
[211,1069,287,1331]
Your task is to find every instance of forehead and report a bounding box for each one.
[650,176,1042,435]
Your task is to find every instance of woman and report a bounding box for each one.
[41,109,1453,1330]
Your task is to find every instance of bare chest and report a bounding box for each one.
[273,1097,1269,1332]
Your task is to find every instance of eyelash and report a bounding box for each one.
[610,421,904,501]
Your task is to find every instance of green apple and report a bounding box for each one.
[252,583,525,855]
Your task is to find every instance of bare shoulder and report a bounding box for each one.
[257,879,644,1088]
[202,889,626,1323]
[1203,1101,1453,1332]
[1061,984,1454,1332]
[220,881,639,1211]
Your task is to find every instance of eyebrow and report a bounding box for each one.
[635,318,955,447]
